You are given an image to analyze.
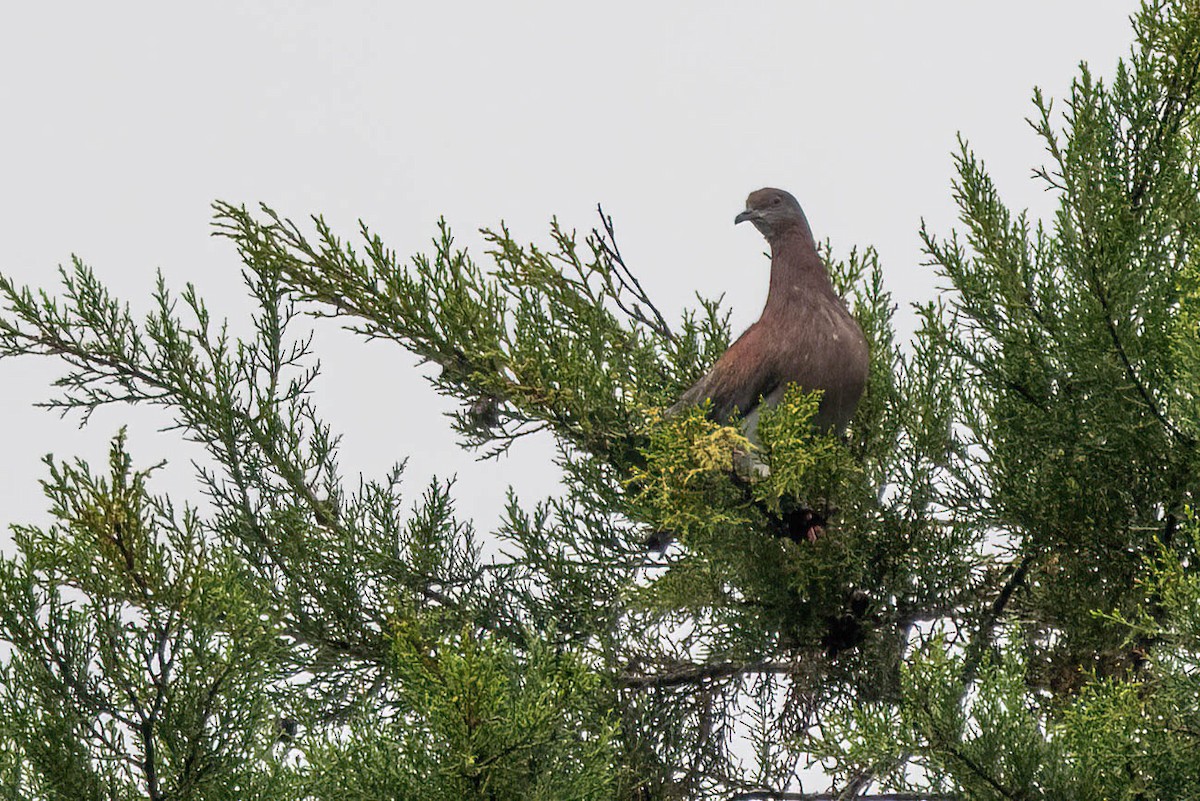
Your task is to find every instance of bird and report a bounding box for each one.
[671,188,869,440]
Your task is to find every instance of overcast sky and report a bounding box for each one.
[1,2,1142,539]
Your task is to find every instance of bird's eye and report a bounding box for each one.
[772,196,781,205]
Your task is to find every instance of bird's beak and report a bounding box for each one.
[735,209,758,225]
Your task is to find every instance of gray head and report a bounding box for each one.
[734,187,812,242]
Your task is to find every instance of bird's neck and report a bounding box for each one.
[764,229,837,312]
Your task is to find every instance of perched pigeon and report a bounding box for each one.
[671,188,869,439]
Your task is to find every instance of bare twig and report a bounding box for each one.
[592,204,676,342]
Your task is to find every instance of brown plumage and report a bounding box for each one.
[672,188,869,437]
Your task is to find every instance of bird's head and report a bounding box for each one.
[735,187,811,242]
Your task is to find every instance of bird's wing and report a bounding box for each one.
[671,323,778,422]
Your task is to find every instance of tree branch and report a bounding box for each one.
[618,660,798,691]
[731,793,957,801]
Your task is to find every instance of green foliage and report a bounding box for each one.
[3,2,1200,798]
[301,619,618,801]
[626,386,889,666]
[818,638,1079,799]
[213,207,728,464]
[1051,513,1200,799]
[627,405,755,542]
[1172,241,1200,439]
[0,188,982,796]
[814,0,1200,796]
[821,513,1200,799]
[754,385,852,514]
[921,0,1200,692]
[0,432,291,800]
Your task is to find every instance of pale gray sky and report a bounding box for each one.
[2,2,1141,537]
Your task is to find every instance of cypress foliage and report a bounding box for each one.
[2,2,1200,798]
